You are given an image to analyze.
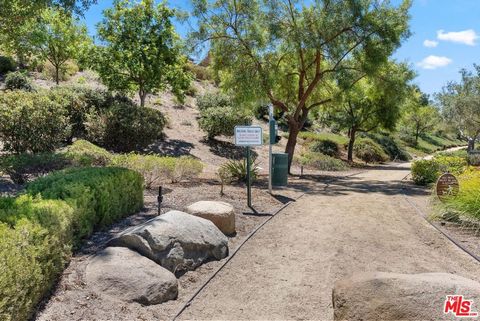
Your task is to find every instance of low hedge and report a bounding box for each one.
[0,196,74,321]
[0,167,144,321]
[411,155,468,186]
[27,167,144,241]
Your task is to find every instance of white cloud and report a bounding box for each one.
[417,55,452,69]
[423,39,438,48]
[437,29,478,46]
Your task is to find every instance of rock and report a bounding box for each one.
[333,272,480,321]
[186,201,236,235]
[109,210,229,272]
[86,247,178,305]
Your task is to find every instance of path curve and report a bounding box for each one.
[177,163,480,320]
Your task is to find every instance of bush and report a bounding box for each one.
[254,104,269,120]
[0,91,71,153]
[0,153,68,184]
[434,155,467,175]
[5,71,33,91]
[199,106,252,139]
[296,151,348,171]
[0,166,143,321]
[368,134,410,161]
[353,138,389,163]
[0,56,16,74]
[27,167,144,242]
[411,159,440,185]
[48,86,113,140]
[63,140,112,167]
[111,154,203,188]
[309,139,340,157]
[0,196,74,321]
[196,92,230,111]
[42,60,79,82]
[443,170,480,221]
[219,158,259,183]
[86,99,166,152]
[187,63,213,82]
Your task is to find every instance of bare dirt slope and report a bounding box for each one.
[177,163,480,320]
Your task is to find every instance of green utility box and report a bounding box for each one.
[272,153,288,186]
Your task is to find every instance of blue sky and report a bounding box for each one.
[82,0,480,97]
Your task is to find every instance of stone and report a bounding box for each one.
[333,272,480,321]
[109,210,229,273]
[85,247,178,305]
[186,200,236,235]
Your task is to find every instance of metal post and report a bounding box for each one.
[246,146,252,208]
[268,105,273,194]
[157,186,163,215]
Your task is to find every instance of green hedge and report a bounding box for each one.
[27,167,144,241]
[411,156,468,186]
[0,167,144,321]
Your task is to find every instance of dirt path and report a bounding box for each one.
[177,163,480,320]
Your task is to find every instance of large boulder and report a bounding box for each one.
[333,272,480,321]
[86,247,178,305]
[109,210,229,273]
[185,200,236,235]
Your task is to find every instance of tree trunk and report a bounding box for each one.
[55,65,60,85]
[347,127,356,163]
[468,137,475,151]
[285,123,300,174]
[139,91,147,107]
[415,129,419,146]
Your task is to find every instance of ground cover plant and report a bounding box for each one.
[296,150,349,171]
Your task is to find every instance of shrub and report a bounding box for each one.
[1,166,144,321]
[111,154,203,188]
[63,140,112,167]
[0,56,16,74]
[411,159,440,185]
[42,60,79,82]
[296,151,348,171]
[187,63,213,81]
[443,170,480,221]
[27,167,144,242]
[0,153,68,184]
[0,91,71,153]
[254,104,269,120]
[86,99,166,151]
[5,71,33,91]
[353,138,389,163]
[219,158,259,183]
[196,92,230,111]
[199,106,252,139]
[368,134,410,161]
[0,196,74,321]
[434,155,467,176]
[48,86,113,140]
[309,139,340,157]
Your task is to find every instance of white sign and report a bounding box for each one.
[234,126,263,146]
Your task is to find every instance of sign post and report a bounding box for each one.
[268,105,274,194]
[234,126,263,208]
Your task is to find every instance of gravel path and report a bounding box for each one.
[177,163,480,320]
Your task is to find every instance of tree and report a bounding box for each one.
[191,0,411,170]
[400,88,439,146]
[30,9,90,84]
[437,65,480,151]
[327,62,412,162]
[93,0,191,107]
[0,0,95,63]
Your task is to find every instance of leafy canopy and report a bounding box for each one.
[30,9,90,84]
[191,0,411,166]
[437,65,480,143]
[93,0,191,106]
